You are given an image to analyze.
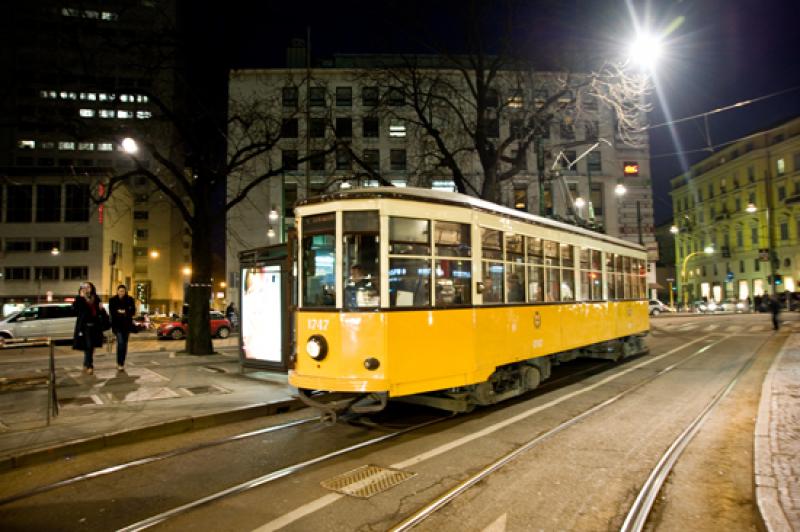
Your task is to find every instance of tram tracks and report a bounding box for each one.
[389,333,764,531]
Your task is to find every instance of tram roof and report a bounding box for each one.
[297,187,647,253]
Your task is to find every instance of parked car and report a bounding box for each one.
[718,298,750,313]
[156,311,232,340]
[0,303,77,340]
[648,299,671,316]
[692,300,710,313]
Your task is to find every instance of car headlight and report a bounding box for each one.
[306,335,328,361]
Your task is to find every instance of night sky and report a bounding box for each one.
[226,0,800,224]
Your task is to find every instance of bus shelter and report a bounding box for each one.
[238,241,295,372]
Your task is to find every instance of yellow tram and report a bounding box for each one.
[289,187,649,416]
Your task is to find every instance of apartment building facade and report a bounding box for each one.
[0,1,188,314]
[226,55,657,301]
[670,116,800,305]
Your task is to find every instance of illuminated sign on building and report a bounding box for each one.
[623,162,640,176]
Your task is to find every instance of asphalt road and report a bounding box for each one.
[0,312,790,531]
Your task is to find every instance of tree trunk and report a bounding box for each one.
[185,203,214,355]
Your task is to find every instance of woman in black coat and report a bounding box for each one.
[72,281,105,375]
[109,284,136,370]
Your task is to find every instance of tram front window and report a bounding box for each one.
[343,211,380,309]
[302,213,336,307]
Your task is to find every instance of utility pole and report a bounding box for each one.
[636,200,644,246]
[765,142,777,296]
[304,27,311,200]
[536,135,546,216]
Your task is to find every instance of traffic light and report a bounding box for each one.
[775,274,783,286]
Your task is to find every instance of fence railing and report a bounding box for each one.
[0,337,59,424]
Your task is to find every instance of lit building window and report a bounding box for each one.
[136,110,152,119]
[78,142,94,151]
[58,141,76,151]
[136,94,149,103]
[60,91,77,100]
[101,12,118,21]
[79,109,95,118]
[507,91,524,109]
[84,10,99,19]
[432,180,456,191]
[17,140,35,149]
[389,121,407,138]
[41,141,55,150]
[98,93,116,102]
[98,143,113,151]
[99,109,115,118]
[117,110,134,119]
[777,158,785,176]
[61,8,80,17]
[390,180,408,187]
[80,92,97,101]
[40,90,57,99]
[120,94,135,102]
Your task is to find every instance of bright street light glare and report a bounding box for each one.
[703,245,715,254]
[574,197,586,208]
[746,202,758,213]
[614,183,627,196]
[629,32,663,69]
[121,137,139,154]
[670,225,679,234]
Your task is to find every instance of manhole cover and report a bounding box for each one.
[320,465,416,498]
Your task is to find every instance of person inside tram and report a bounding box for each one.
[482,275,501,303]
[507,273,525,303]
[345,263,379,309]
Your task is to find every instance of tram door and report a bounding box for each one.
[238,241,296,372]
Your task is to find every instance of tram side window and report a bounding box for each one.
[606,253,617,299]
[481,228,504,303]
[637,259,647,298]
[435,221,472,306]
[560,244,575,301]
[544,240,560,302]
[526,237,544,303]
[389,217,431,307]
[580,248,602,301]
[615,255,625,299]
[505,234,525,303]
[343,211,380,309]
[623,256,632,299]
[302,213,336,307]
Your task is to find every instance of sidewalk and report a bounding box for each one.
[0,338,300,471]
[755,331,800,531]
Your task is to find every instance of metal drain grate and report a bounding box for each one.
[320,465,416,499]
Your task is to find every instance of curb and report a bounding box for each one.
[0,397,304,472]
[754,335,793,532]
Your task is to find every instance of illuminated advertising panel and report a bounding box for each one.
[623,162,640,176]
[241,265,282,363]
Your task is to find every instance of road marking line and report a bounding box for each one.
[253,335,713,532]
[482,513,507,532]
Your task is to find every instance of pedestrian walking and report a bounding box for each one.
[768,294,782,330]
[226,302,238,329]
[72,281,107,375]
[109,284,136,371]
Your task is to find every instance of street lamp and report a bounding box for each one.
[679,245,714,308]
[149,249,160,259]
[746,201,777,295]
[121,137,139,154]
[50,247,60,256]
[628,32,664,70]
[614,183,627,196]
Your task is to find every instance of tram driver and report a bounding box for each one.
[345,264,379,309]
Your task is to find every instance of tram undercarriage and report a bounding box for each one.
[295,334,648,422]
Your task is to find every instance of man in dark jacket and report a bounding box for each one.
[72,281,105,374]
[109,284,136,370]
[768,294,781,331]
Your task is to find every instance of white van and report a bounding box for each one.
[0,303,77,340]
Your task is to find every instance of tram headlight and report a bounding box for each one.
[306,335,328,361]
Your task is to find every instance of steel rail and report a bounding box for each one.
[619,341,761,532]
[0,416,316,506]
[117,415,450,532]
[390,337,726,531]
